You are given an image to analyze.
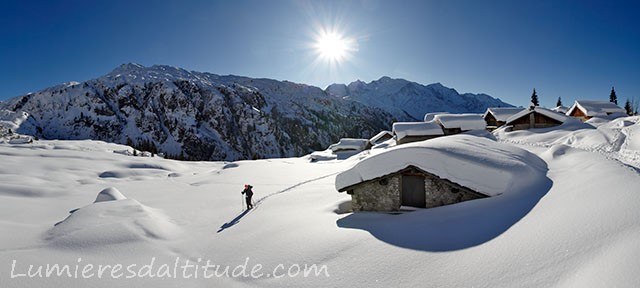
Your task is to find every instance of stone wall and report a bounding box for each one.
[350,175,401,212]
[347,170,486,212]
[424,174,484,208]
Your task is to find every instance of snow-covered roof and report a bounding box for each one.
[369,130,393,144]
[335,135,548,197]
[506,106,568,124]
[567,100,626,117]
[433,114,486,130]
[483,107,526,122]
[392,122,444,140]
[423,112,449,122]
[328,138,369,152]
[552,106,568,113]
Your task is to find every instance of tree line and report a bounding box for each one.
[529,87,638,116]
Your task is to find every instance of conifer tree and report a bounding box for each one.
[610,87,618,105]
[556,96,562,107]
[530,88,539,107]
[624,99,633,116]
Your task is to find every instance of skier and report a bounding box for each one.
[241,184,254,210]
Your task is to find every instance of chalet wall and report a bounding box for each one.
[569,108,588,120]
[396,135,441,145]
[569,107,587,118]
[534,113,562,124]
[484,114,503,131]
[441,127,463,136]
[510,112,563,131]
[348,169,486,212]
[424,174,483,208]
[484,113,498,127]
[371,134,393,145]
[350,175,401,212]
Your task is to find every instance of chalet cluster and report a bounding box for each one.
[335,99,627,212]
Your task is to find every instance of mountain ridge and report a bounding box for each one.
[1,63,512,160]
[326,76,512,120]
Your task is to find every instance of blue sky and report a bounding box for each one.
[1,0,639,107]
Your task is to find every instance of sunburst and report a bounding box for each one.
[312,28,357,65]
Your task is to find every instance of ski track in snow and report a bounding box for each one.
[253,171,341,206]
[217,171,341,232]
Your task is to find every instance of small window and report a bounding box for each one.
[451,188,460,194]
[379,178,389,186]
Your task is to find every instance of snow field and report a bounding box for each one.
[2,116,640,287]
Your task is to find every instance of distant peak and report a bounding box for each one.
[109,63,146,75]
[149,64,185,72]
[426,82,455,93]
[372,76,413,87]
[120,62,145,69]
[347,80,367,90]
[326,83,349,97]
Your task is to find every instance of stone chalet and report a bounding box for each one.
[335,135,547,212]
[338,165,487,211]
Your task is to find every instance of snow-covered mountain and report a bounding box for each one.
[0,64,511,161]
[326,76,512,120]
[0,64,393,161]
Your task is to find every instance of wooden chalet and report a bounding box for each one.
[432,113,486,135]
[566,100,627,121]
[392,122,444,145]
[482,107,525,131]
[505,106,567,131]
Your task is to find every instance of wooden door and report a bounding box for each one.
[402,175,426,208]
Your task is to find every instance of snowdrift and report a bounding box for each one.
[496,116,640,168]
[47,187,181,249]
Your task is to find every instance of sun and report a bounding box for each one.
[315,31,348,62]
[312,29,357,65]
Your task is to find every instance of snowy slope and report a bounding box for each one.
[326,77,512,120]
[0,64,512,161]
[2,118,640,287]
[0,109,35,143]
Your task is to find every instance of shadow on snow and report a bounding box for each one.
[336,178,552,252]
[216,208,252,233]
